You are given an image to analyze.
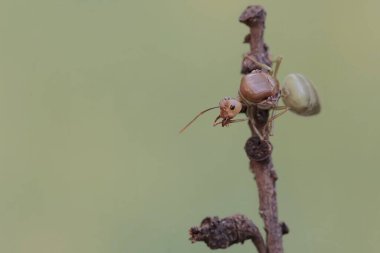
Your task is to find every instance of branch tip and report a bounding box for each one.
[239,5,267,27]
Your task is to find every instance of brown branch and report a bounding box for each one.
[241,6,285,253]
[240,5,271,74]
[188,5,287,253]
[189,215,266,253]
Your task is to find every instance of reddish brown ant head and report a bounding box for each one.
[179,97,243,133]
[214,97,243,126]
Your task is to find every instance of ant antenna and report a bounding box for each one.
[179,106,219,133]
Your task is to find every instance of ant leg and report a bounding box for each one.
[247,106,265,141]
[271,56,283,79]
[266,106,289,136]
[244,54,283,78]
[273,105,288,110]
[251,122,264,141]
[213,118,248,127]
[243,54,272,73]
[269,107,290,122]
[229,119,248,124]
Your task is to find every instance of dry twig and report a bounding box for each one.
[189,5,287,253]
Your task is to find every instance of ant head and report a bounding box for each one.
[217,97,243,121]
[179,97,243,133]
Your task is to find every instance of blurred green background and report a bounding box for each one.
[0,0,379,252]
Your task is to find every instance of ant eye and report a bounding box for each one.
[230,105,235,110]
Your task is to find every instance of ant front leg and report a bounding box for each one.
[229,119,248,124]
[213,118,248,127]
